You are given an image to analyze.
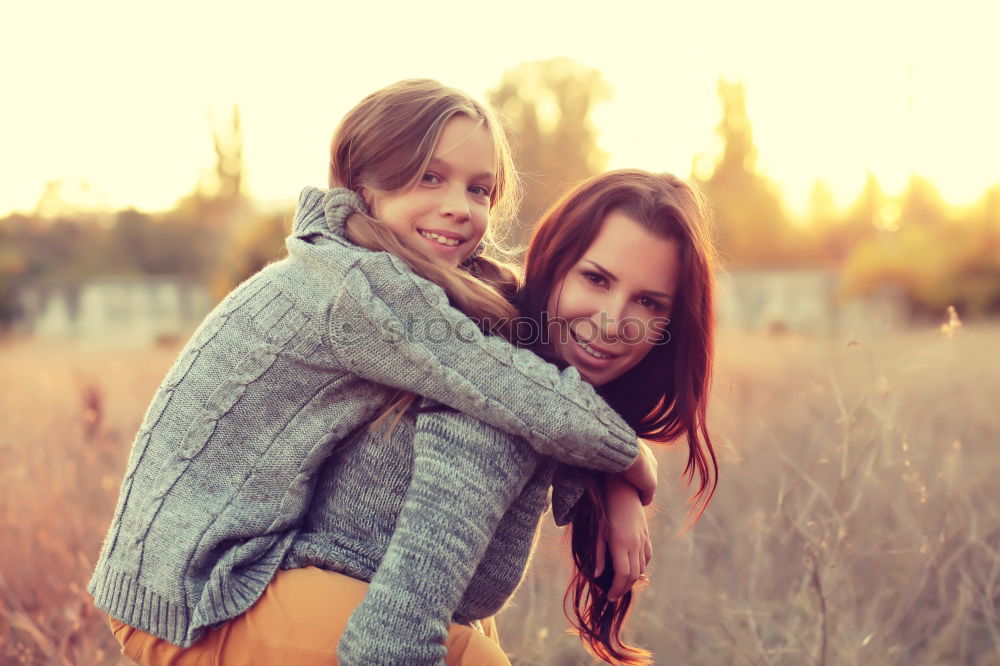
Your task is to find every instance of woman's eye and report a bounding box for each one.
[582,271,606,286]
[638,297,664,311]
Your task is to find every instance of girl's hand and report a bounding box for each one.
[620,439,658,505]
[596,474,653,602]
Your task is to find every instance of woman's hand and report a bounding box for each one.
[596,474,653,602]
[620,439,658,505]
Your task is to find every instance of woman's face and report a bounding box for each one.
[368,115,495,266]
[546,209,680,386]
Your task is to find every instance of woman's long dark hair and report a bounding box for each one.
[520,170,719,664]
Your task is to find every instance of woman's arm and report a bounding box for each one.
[551,465,654,602]
[336,408,539,665]
[599,475,653,602]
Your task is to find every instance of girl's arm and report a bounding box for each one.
[336,408,539,665]
[323,249,638,473]
[552,439,658,525]
[288,187,639,474]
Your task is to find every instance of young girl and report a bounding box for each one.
[91,80,655,661]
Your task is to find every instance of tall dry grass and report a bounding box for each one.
[498,322,1000,665]
[0,342,179,665]
[1,322,997,665]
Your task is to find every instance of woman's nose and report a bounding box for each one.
[587,296,630,343]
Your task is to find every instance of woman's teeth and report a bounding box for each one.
[419,231,461,247]
[574,335,612,359]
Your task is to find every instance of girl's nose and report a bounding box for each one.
[439,186,471,223]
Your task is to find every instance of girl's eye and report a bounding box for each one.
[469,185,491,197]
[421,173,441,185]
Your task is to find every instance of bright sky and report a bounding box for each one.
[2,0,998,218]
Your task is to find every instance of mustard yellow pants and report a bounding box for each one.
[109,566,510,665]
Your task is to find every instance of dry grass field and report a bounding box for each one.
[1,321,997,665]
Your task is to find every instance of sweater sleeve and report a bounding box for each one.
[336,409,538,665]
[550,463,590,526]
[325,250,637,472]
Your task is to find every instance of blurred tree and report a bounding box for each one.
[209,104,245,202]
[175,104,250,230]
[33,179,112,221]
[212,213,289,298]
[813,173,885,263]
[110,208,213,276]
[695,80,792,266]
[843,173,888,232]
[0,217,29,326]
[841,176,1000,318]
[981,183,1000,229]
[954,183,1000,315]
[898,174,949,229]
[489,58,611,250]
[807,180,838,229]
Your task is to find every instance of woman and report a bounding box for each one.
[524,169,718,663]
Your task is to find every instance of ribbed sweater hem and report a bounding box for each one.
[90,567,195,647]
[89,537,291,648]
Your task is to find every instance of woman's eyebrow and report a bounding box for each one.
[583,260,617,281]
[641,289,673,302]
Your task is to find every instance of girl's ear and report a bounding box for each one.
[357,186,376,214]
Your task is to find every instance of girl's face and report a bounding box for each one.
[546,210,680,386]
[369,115,496,265]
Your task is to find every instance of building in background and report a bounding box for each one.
[16,276,212,346]
[12,269,906,345]
[715,268,905,336]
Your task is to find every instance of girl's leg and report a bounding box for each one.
[443,617,509,666]
[110,567,509,665]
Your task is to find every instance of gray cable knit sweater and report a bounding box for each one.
[89,186,635,650]
[285,405,589,665]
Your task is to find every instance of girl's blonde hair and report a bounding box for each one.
[328,79,522,429]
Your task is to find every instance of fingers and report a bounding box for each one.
[608,544,631,602]
[608,536,651,602]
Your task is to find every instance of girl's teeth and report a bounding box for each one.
[420,231,460,247]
